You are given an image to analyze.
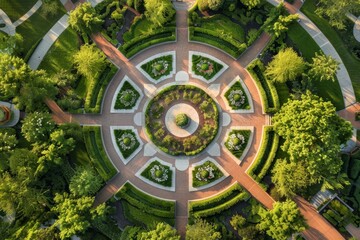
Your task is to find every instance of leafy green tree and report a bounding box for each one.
[265,48,306,83]
[68,2,103,34]
[240,0,263,9]
[41,0,60,17]
[308,52,339,82]
[9,148,38,177]
[207,0,225,10]
[139,222,180,240]
[198,0,209,11]
[53,193,108,240]
[121,226,144,240]
[0,53,30,97]
[73,44,107,80]
[0,33,23,55]
[69,166,103,196]
[0,130,17,152]
[230,214,246,231]
[316,0,360,29]
[186,218,221,240]
[21,112,55,143]
[269,14,298,37]
[238,225,263,240]
[258,200,307,240]
[271,159,311,198]
[144,0,176,26]
[272,93,352,184]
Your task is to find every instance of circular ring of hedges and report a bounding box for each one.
[145,85,219,156]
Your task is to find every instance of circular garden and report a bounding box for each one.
[145,84,219,156]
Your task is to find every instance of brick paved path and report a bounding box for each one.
[46,1,345,239]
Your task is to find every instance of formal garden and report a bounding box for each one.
[0,0,360,239]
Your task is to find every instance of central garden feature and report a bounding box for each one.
[145,84,219,156]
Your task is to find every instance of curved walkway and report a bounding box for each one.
[45,1,346,239]
[13,0,42,27]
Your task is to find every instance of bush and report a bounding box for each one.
[247,126,279,183]
[83,126,117,181]
[114,129,140,159]
[247,59,280,113]
[140,55,173,80]
[224,81,250,110]
[225,129,251,158]
[140,160,173,187]
[114,81,140,109]
[192,161,224,187]
[191,54,224,80]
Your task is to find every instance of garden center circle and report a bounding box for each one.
[145,84,219,156]
[165,103,199,137]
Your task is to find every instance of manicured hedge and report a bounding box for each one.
[116,182,175,226]
[141,55,173,80]
[140,160,173,187]
[189,183,250,218]
[189,27,247,58]
[247,126,279,185]
[192,54,223,80]
[350,159,360,180]
[83,126,117,181]
[119,27,176,58]
[247,59,280,113]
[85,63,118,113]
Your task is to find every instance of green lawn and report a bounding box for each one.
[201,15,245,43]
[39,28,79,75]
[301,0,360,103]
[287,22,344,110]
[0,0,38,22]
[16,1,66,57]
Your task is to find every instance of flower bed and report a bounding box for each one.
[192,161,224,187]
[145,85,219,156]
[225,81,250,110]
[140,160,173,187]
[114,81,140,109]
[141,55,173,80]
[114,129,140,159]
[192,55,223,80]
[225,130,251,158]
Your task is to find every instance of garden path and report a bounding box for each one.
[267,0,356,108]
[13,0,42,27]
[0,9,15,36]
[46,1,345,239]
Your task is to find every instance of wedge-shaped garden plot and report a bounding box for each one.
[189,157,229,191]
[111,126,143,164]
[222,76,254,113]
[189,51,228,83]
[111,76,143,113]
[223,127,254,165]
[136,158,176,191]
[137,51,176,83]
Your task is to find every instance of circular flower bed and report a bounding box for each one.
[152,60,169,77]
[192,161,224,187]
[114,129,140,159]
[145,85,219,156]
[225,81,250,110]
[115,81,140,110]
[175,113,189,128]
[225,130,250,158]
[150,164,169,183]
[119,89,137,107]
[228,89,245,107]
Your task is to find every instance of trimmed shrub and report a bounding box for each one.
[225,81,250,110]
[114,81,140,109]
[192,161,224,187]
[140,55,173,80]
[114,129,140,159]
[225,129,251,158]
[191,54,223,80]
[140,160,173,187]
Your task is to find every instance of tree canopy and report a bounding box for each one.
[316,0,360,29]
[258,200,307,240]
[139,222,180,240]
[265,48,306,83]
[308,52,339,82]
[68,2,103,34]
[144,0,176,26]
[272,93,352,183]
[69,166,103,197]
[240,0,263,9]
[186,218,221,240]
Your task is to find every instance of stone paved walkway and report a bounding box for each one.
[44,1,347,239]
[13,0,42,27]
[28,14,69,70]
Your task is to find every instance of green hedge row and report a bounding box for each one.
[189,27,247,58]
[83,126,117,181]
[84,63,118,113]
[189,183,250,218]
[247,59,280,113]
[116,182,175,226]
[119,27,176,58]
[247,126,279,185]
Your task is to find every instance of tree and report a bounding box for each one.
[139,222,180,240]
[73,44,107,80]
[207,0,225,10]
[258,200,307,240]
[41,0,59,17]
[265,48,306,83]
[21,112,55,144]
[0,33,23,55]
[316,0,360,30]
[186,218,221,240]
[144,0,176,27]
[272,93,352,183]
[240,0,263,9]
[69,166,103,196]
[0,129,17,152]
[52,193,108,240]
[0,53,30,97]
[308,52,339,82]
[269,14,299,37]
[230,214,246,231]
[271,159,311,198]
[68,2,103,34]
[238,225,263,240]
